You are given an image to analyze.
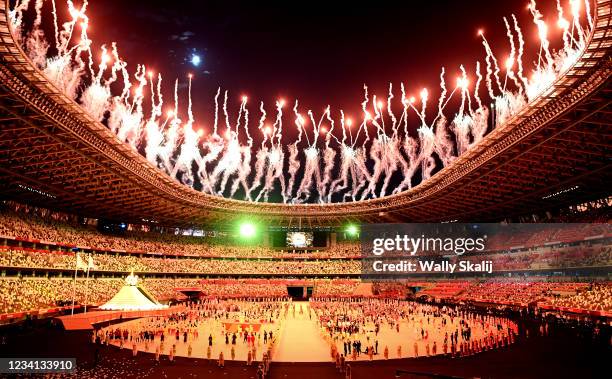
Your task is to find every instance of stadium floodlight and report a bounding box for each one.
[346,224,359,236]
[239,222,256,238]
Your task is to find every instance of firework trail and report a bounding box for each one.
[294,146,320,202]
[11,0,594,204]
[569,0,586,46]
[470,106,489,146]
[199,135,227,194]
[503,17,522,91]
[480,32,503,96]
[437,68,447,120]
[294,110,326,202]
[361,137,382,200]
[157,80,181,174]
[435,117,455,166]
[387,84,399,136]
[235,96,248,140]
[379,137,404,198]
[255,143,285,202]
[557,0,571,53]
[285,101,305,200]
[350,148,370,202]
[353,85,371,146]
[229,145,252,200]
[319,107,337,202]
[107,64,143,147]
[273,100,284,147]
[80,47,110,121]
[222,90,231,137]
[328,144,353,202]
[24,0,47,68]
[584,0,594,29]
[172,75,203,184]
[511,15,530,92]
[143,72,164,164]
[247,102,269,198]
[211,96,252,196]
[293,110,326,202]
[420,88,429,123]
[228,96,253,198]
[400,83,410,137]
[212,88,220,136]
[452,66,471,156]
[254,100,287,202]
[370,95,384,136]
[9,0,30,37]
[474,61,484,109]
[327,110,361,201]
[529,0,554,70]
[340,110,348,144]
[417,127,435,182]
[392,136,419,194]
[214,136,243,196]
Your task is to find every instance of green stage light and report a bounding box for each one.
[239,222,256,238]
[346,224,359,236]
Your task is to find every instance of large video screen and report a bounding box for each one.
[286,232,314,248]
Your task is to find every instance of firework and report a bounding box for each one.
[11,0,591,204]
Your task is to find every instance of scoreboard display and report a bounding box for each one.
[286,232,314,248]
[269,230,328,248]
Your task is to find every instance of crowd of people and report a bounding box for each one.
[200,281,289,299]
[2,242,609,277]
[88,297,524,370]
[452,279,596,307]
[311,299,518,361]
[95,300,284,372]
[0,211,359,258]
[2,207,609,264]
[0,278,123,314]
[403,279,612,313]
[313,280,360,297]
[484,223,610,250]
[371,282,409,298]
[0,248,361,275]
[548,283,612,312]
[0,204,610,319]
[0,278,201,314]
[416,281,473,298]
[2,274,612,315]
[455,244,611,271]
[0,212,213,256]
[456,280,558,305]
[0,277,360,314]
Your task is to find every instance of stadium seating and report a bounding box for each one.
[0,207,610,317]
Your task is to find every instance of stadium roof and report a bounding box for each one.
[0,0,610,227]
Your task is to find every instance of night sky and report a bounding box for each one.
[83,0,567,130]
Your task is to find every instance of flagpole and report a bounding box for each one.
[84,256,91,313]
[71,252,78,316]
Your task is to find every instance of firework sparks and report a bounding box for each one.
[11,0,593,204]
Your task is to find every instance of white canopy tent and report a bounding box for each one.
[100,273,169,311]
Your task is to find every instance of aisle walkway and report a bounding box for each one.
[273,302,331,362]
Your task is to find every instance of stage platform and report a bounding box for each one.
[56,306,185,330]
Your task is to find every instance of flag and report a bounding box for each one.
[87,255,97,271]
[76,252,88,271]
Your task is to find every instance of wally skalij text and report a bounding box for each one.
[360,232,494,279]
[366,258,494,275]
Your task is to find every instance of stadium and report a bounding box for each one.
[0,0,610,378]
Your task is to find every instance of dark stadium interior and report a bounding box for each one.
[0,319,609,379]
